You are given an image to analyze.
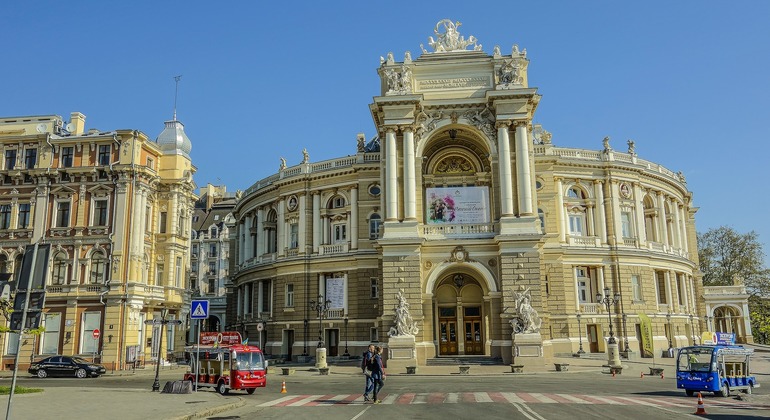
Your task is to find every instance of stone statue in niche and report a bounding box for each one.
[388,289,419,337]
[510,286,541,334]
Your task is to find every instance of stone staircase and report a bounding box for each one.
[426,356,504,366]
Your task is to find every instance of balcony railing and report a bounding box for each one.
[580,303,599,314]
[319,243,349,255]
[568,235,600,247]
[421,223,497,239]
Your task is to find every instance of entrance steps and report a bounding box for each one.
[426,356,503,366]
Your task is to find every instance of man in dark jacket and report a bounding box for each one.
[361,344,375,401]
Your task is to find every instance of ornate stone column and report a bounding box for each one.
[350,187,358,249]
[256,208,264,258]
[610,180,623,245]
[277,199,285,256]
[679,205,689,252]
[385,127,398,221]
[657,192,669,246]
[665,271,674,312]
[402,127,416,220]
[594,180,607,243]
[312,192,321,253]
[299,194,307,253]
[514,121,533,216]
[633,183,646,245]
[244,211,253,260]
[555,177,566,243]
[671,198,682,249]
[497,122,514,216]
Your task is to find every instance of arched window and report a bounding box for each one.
[565,185,590,237]
[265,210,278,253]
[90,253,106,284]
[369,213,382,239]
[643,195,657,242]
[51,253,68,285]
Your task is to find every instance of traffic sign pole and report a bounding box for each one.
[195,319,200,392]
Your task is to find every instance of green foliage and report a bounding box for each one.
[697,226,770,296]
[0,386,43,395]
[698,226,770,344]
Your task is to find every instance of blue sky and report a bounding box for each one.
[2,1,769,262]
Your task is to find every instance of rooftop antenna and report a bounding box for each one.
[173,75,182,121]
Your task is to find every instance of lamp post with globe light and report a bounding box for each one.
[310,295,331,368]
[596,287,622,369]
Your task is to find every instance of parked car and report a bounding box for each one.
[28,356,106,378]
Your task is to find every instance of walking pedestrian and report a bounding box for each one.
[371,345,386,403]
[361,344,375,401]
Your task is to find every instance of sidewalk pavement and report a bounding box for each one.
[0,351,765,420]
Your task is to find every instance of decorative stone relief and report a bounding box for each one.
[462,107,495,137]
[384,65,413,95]
[420,19,482,54]
[388,289,419,337]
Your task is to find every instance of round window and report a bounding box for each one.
[536,180,543,190]
[368,184,381,197]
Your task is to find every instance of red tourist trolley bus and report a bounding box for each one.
[183,332,268,395]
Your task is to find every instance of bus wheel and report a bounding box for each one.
[685,390,694,397]
[217,380,229,395]
[716,384,730,397]
[247,388,256,395]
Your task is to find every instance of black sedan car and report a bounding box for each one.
[28,356,106,378]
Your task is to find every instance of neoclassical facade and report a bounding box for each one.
[0,111,196,370]
[229,20,712,366]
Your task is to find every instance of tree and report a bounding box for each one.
[698,226,770,343]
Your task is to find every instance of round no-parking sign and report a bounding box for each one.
[93,329,100,340]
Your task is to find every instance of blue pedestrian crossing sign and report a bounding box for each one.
[190,300,209,319]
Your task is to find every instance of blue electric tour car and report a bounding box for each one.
[676,345,759,397]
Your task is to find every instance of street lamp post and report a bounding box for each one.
[689,314,695,345]
[151,308,169,392]
[621,313,630,354]
[309,295,331,369]
[666,313,673,349]
[576,313,585,355]
[596,287,622,369]
[343,317,349,357]
[302,319,308,356]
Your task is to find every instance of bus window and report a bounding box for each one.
[677,346,713,372]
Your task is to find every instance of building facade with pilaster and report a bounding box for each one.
[229,20,719,367]
[0,112,196,370]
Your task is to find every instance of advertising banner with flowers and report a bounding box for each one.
[425,187,490,224]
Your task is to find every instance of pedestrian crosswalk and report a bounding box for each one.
[258,392,766,409]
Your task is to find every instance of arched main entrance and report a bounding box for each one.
[434,273,485,356]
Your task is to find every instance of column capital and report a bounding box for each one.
[593,179,603,185]
[554,176,564,183]
[399,125,414,133]
[513,119,529,128]
[495,121,511,129]
[384,126,398,134]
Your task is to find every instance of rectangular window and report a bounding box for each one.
[333,223,347,243]
[42,313,61,354]
[261,281,270,313]
[370,277,378,299]
[24,148,37,169]
[0,205,10,229]
[98,145,110,165]
[4,150,15,170]
[621,211,633,238]
[52,257,67,285]
[90,258,105,284]
[156,264,164,286]
[568,213,585,236]
[289,223,298,249]
[159,212,167,233]
[146,157,154,169]
[80,312,101,354]
[61,147,74,167]
[6,332,19,355]
[192,244,198,256]
[209,243,217,257]
[656,272,667,304]
[576,267,590,303]
[166,317,175,353]
[631,275,642,301]
[369,215,382,239]
[677,274,685,305]
[56,201,70,228]
[370,328,378,343]
[208,261,216,275]
[17,203,30,229]
[175,257,182,288]
[93,199,108,226]
[207,278,216,295]
[286,283,294,307]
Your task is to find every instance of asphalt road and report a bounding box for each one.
[6,367,770,420]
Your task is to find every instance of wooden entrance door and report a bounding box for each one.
[587,324,599,353]
[463,318,483,355]
[439,318,458,355]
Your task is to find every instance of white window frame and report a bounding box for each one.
[91,197,110,226]
[286,283,294,308]
[332,223,347,244]
[621,210,633,238]
[568,212,586,236]
[289,223,299,249]
[80,312,101,354]
[369,214,381,239]
[42,313,61,354]
[54,198,72,228]
[576,267,590,303]
[6,332,19,355]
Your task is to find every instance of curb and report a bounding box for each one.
[168,396,246,420]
